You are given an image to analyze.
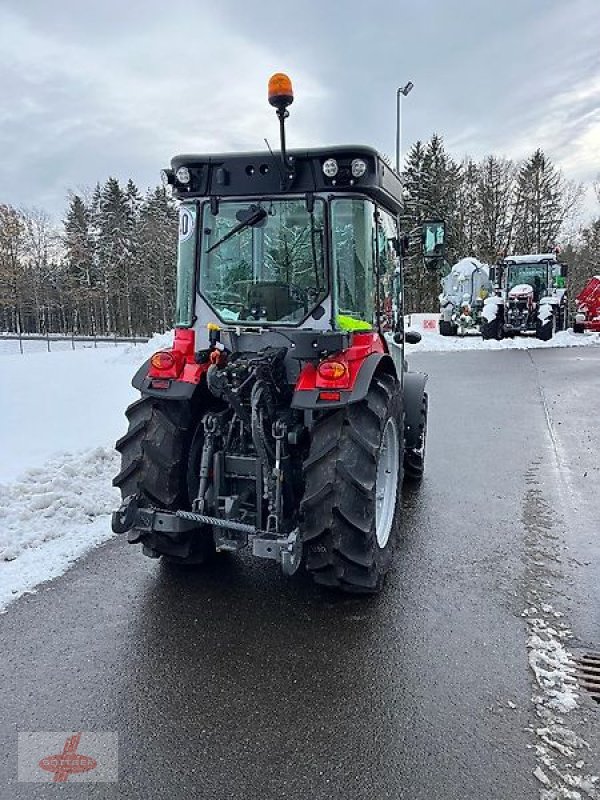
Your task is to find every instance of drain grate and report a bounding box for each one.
[574,653,600,704]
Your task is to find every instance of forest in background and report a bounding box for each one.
[1,135,599,336]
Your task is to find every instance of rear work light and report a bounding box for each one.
[351,158,367,177]
[322,158,338,178]
[318,360,347,380]
[150,351,175,371]
[175,166,191,185]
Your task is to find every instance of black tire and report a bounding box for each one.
[535,311,556,341]
[404,392,428,481]
[481,315,503,340]
[573,322,585,334]
[439,320,456,336]
[113,396,215,564]
[300,373,403,594]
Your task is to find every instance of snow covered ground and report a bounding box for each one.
[1,321,599,611]
[0,334,170,610]
[403,313,600,353]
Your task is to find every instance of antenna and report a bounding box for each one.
[264,138,286,185]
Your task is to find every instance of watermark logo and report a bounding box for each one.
[18,732,118,783]
[38,733,96,782]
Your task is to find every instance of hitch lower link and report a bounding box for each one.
[111,496,302,575]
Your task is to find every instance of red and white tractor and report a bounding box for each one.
[481,253,568,341]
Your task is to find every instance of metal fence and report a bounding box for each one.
[0,332,150,355]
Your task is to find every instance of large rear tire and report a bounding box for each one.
[113,396,215,564]
[300,374,403,594]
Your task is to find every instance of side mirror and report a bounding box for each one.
[422,220,445,270]
[404,330,422,344]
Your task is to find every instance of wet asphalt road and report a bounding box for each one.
[2,347,599,799]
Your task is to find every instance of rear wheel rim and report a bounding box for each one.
[375,418,400,549]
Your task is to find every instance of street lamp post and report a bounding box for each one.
[396,81,414,173]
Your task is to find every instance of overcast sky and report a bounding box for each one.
[1,0,598,219]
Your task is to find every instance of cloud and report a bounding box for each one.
[0,4,326,212]
[0,0,598,222]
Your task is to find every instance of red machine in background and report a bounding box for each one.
[573,276,600,333]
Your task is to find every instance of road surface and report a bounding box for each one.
[2,347,599,798]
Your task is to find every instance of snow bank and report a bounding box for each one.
[0,338,164,610]
[0,447,119,563]
[0,449,120,610]
[111,330,174,365]
[402,313,600,353]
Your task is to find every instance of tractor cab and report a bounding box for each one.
[156,73,443,380]
[494,254,567,299]
[161,144,407,368]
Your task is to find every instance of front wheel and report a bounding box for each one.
[535,311,557,341]
[481,315,504,340]
[439,320,457,336]
[300,374,403,594]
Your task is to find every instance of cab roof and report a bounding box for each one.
[501,253,560,264]
[170,145,404,214]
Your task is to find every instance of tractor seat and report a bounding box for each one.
[244,282,302,321]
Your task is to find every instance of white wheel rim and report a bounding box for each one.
[375,418,400,549]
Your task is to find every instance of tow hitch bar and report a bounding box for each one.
[111,497,302,575]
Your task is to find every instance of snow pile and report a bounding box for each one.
[0,449,120,610]
[482,297,502,322]
[0,447,119,563]
[523,604,599,799]
[0,343,153,610]
[402,313,600,353]
[526,613,578,713]
[112,330,174,365]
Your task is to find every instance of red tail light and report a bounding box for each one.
[317,360,347,380]
[150,351,175,371]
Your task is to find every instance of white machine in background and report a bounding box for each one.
[439,258,492,336]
